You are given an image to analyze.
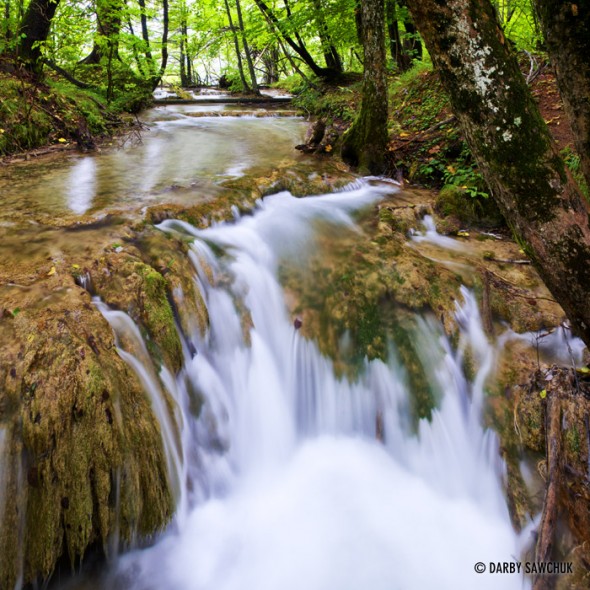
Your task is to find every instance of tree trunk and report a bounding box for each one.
[3,0,11,43]
[137,0,155,79]
[235,0,260,94]
[17,0,61,74]
[253,0,341,80]
[408,0,590,348]
[152,0,169,90]
[385,0,411,72]
[312,0,343,73]
[80,0,124,65]
[223,0,250,92]
[341,0,388,173]
[402,18,422,61]
[534,0,590,189]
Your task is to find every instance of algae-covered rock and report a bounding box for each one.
[91,248,183,373]
[0,283,173,588]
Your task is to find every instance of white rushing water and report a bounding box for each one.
[91,182,528,590]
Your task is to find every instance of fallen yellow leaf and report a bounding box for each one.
[47,266,56,276]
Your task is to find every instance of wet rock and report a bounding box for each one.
[0,284,173,588]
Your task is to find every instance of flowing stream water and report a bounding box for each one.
[0,105,545,589]
[67,185,529,590]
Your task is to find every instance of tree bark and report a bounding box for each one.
[235,0,260,94]
[17,0,61,74]
[80,0,124,65]
[341,0,388,173]
[153,0,169,90]
[534,0,590,189]
[385,0,411,72]
[408,0,590,348]
[224,0,250,92]
[252,0,341,80]
[311,0,343,73]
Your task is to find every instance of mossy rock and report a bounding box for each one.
[0,285,173,588]
[91,248,183,373]
[435,185,505,227]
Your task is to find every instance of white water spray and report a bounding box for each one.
[86,182,529,590]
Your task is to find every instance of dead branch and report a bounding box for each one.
[533,388,562,590]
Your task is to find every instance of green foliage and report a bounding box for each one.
[293,79,360,122]
[496,0,543,51]
[562,146,590,201]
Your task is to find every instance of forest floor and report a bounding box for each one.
[292,59,588,219]
[0,61,151,160]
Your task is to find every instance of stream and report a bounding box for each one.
[0,104,558,589]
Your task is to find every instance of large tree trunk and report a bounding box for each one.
[17,0,61,75]
[341,0,388,173]
[534,0,590,189]
[408,0,590,348]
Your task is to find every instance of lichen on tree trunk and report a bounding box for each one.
[408,0,590,348]
[341,0,388,174]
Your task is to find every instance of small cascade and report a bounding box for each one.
[93,300,189,523]
[412,214,466,251]
[74,270,94,293]
[79,182,529,590]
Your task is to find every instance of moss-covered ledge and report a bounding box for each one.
[0,282,173,588]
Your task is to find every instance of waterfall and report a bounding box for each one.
[88,182,528,589]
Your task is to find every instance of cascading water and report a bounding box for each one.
[78,181,530,590]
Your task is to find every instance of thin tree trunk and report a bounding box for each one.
[126,9,145,76]
[223,0,250,91]
[153,0,169,89]
[341,0,388,173]
[252,0,340,80]
[402,18,422,61]
[179,29,187,86]
[385,0,411,71]
[17,0,61,75]
[235,0,259,94]
[138,0,155,77]
[408,0,590,348]
[534,0,590,189]
[3,0,10,42]
[276,35,312,85]
[312,0,342,73]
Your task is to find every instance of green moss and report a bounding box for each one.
[566,424,581,456]
[136,264,183,372]
[0,292,174,587]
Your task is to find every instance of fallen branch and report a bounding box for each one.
[390,116,456,151]
[533,385,562,589]
[486,256,531,265]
